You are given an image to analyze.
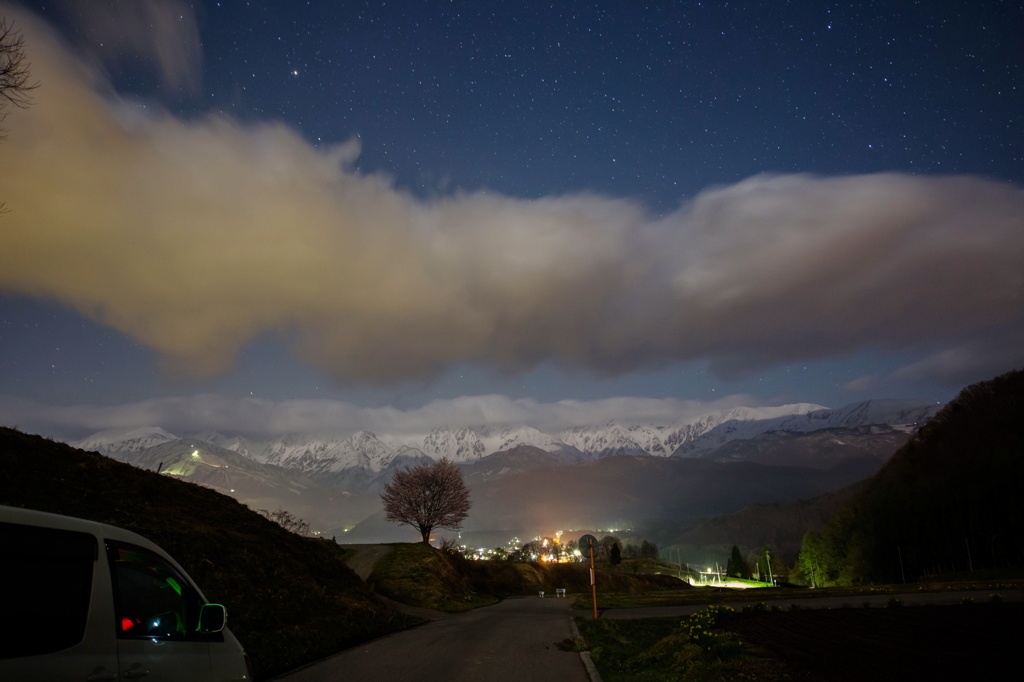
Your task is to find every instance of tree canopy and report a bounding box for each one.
[380,458,471,543]
[726,544,749,579]
[796,369,1024,585]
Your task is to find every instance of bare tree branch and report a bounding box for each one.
[380,458,471,543]
[1,18,38,117]
[1,17,39,214]
[256,507,312,536]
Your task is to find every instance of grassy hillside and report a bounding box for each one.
[0,428,421,680]
[369,543,685,611]
[800,369,1024,584]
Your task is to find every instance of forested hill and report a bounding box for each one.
[800,369,1024,585]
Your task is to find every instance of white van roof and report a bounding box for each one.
[0,505,204,596]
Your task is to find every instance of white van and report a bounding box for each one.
[0,505,252,681]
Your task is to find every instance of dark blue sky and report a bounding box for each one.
[1,0,1021,435]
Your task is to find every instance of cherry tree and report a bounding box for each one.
[381,458,471,543]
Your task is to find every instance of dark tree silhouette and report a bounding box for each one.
[1,17,38,214]
[1,18,36,131]
[380,458,471,543]
[256,508,311,536]
[726,544,749,578]
[609,541,621,565]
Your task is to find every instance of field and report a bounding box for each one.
[576,601,1023,681]
[573,578,1024,610]
[724,602,1024,681]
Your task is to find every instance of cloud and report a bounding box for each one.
[0,393,764,440]
[1,7,1023,386]
[893,328,1024,385]
[53,0,202,94]
[842,374,880,394]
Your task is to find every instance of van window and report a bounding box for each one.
[106,542,206,641]
[0,521,96,659]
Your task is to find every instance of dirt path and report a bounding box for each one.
[274,597,587,682]
[338,543,395,581]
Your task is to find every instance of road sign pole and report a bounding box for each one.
[589,543,598,619]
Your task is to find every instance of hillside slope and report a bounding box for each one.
[670,480,867,564]
[804,369,1024,584]
[0,428,419,680]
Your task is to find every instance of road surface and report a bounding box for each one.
[338,543,395,580]
[275,597,587,682]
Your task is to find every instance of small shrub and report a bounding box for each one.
[886,597,903,608]
[863,601,872,608]
[990,593,1003,603]
[789,603,801,612]
[961,597,975,605]
[555,636,588,652]
[771,604,782,612]
[842,602,853,609]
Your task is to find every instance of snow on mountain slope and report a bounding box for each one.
[255,430,399,474]
[74,426,179,456]
[661,404,822,455]
[476,424,574,456]
[421,427,486,462]
[557,405,824,458]
[68,399,940,487]
[672,400,939,457]
[558,422,651,457]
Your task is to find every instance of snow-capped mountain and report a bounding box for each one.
[75,426,178,456]
[421,427,486,462]
[672,400,940,457]
[556,404,825,459]
[72,398,941,491]
[558,422,656,458]
[251,431,401,474]
[477,424,578,457]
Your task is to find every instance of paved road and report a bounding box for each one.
[276,597,587,682]
[595,588,1024,619]
[338,543,395,580]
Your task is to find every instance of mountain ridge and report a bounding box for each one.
[73,398,939,478]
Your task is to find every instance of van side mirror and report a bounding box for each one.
[198,604,227,633]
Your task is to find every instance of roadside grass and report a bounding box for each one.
[604,558,691,576]
[573,578,1024,610]
[0,428,423,681]
[369,542,500,612]
[574,606,794,682]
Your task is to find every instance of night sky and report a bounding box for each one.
[1,0,1022,438]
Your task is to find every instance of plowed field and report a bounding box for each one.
[723,602,1022,681]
